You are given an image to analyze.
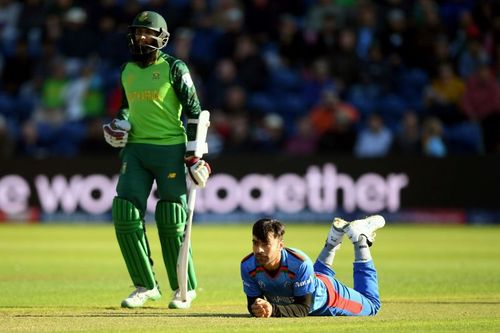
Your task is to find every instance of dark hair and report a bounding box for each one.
[252,218,285,243]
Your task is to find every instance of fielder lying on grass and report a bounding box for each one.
[240,216,385,317]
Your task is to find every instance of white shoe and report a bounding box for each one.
[168,289,197,309]
[327,218,349,246]
[121,286,161,308]
[345,215,386,246]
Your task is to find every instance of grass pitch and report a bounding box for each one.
[0,222,499,332]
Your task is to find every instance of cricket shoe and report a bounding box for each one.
[326,218,349,247]
[121,286,161,308]
[345,215,386,246]
[168,289,197,309]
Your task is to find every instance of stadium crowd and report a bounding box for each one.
[0,0,499,159]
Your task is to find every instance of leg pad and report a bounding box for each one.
[155,200,197,291]
[113,197,157,290]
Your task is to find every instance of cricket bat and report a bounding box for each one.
[177,110,210,302]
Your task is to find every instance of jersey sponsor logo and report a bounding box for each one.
[268,295,294,305]
[294,276,312,288]
[128,90,160,101]
[167,172,176,179]
[120,162,127,175]
[152,72,160,80]
[182,73,193,87]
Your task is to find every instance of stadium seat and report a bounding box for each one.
[444,122,484,154]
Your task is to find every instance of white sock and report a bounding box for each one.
[317,243,341,266]
[354,235,372,262]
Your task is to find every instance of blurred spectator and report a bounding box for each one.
[242,0,276,42]
[471,0,498,35]
[17,0,47,54]
[252,113,285,152]
[317,107,357,155]
[354,113,393,158]
[457,38,490,78]
[0,114,13,158]
[215,5,245,58]
[421,116,447,157]
[424,62,466,124]
[391,110,421,156]
[0,0,21,51]
[310,11,339,61]
[461,64,500,153]
[379,8,414,67]
[0,38,35,96]
[411,0,446,71]
[95,14,128,68]
[233,34,268,92]
[306,0,343,34]
[462,64,500,120]
[224,112,253,153]
[302,59,335,110]
[189,12,221,80]
[329,28,360,91]
[285,116,317,156]
[354,3,377,61]
[276,14,307,69]
[209,109,231,144]
[20,59,86,157]
[59,7,96,63]
[449,9,479,61]
[309,89,359,136]
[359,43,392,94]
[206,59,239,109]
[223,85,248,116]
[430,35,453,76]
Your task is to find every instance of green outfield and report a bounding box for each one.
[0,222,499,332]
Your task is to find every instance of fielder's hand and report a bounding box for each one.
[251,298,272,318]
[185,156,211,188]
[103,119,131,148]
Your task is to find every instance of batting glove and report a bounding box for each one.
[103,119,131,148]
[185,156,211,188]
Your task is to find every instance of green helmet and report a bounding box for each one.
[128,11,170,54]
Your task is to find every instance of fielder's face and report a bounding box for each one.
[252,234,283,269]
[133,27,156,46]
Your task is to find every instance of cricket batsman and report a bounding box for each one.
[103,10,211,309]
[240,216,385,317]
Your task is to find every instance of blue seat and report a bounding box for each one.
[444,122,484,154]
[248,92,276,114]
[375,94,408,127]
[346,85,379,115]
[269,67,302,93]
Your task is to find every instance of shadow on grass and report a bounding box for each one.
[12,311,249,318]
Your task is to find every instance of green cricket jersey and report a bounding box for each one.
[118,51,201,145]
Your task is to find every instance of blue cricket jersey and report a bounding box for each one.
[240,247,328,313]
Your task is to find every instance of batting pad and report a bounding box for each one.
[113,197,157,290]
[155,201,197,291]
